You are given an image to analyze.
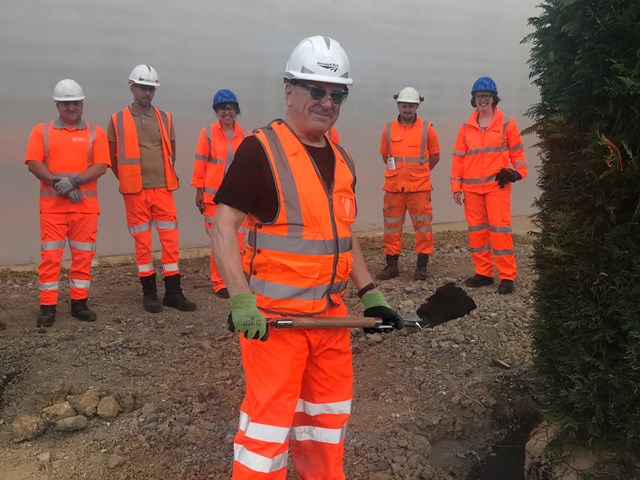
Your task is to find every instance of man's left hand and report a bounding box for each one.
[361,291,404,333]
[54,176,82,195]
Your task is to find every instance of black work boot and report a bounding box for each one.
[497,279,514,294]
[464,274,494,288]
[37,305,56,328]
[414,254,429,281]
[163,274,197,312]
[376,255,400,280]
[71,299,97,322]
[140,274,162,313]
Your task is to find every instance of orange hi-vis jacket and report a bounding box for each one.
[25,119,109,214]
[380,117,435,193]
[245,120,356,317]
[191,120,249,203]
[450,108,528,194]
[111,106,178,194]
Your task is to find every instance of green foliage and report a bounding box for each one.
[525,0,640,462]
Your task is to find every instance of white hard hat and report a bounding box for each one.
[284,35,353,85]
[129,64,160,87]
[53,79,85,102]
[394,87,424,104]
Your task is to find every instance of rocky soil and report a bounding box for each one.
[0,230,536,479]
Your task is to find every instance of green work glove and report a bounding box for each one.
[362,291,404,333]
[229,293,269,341]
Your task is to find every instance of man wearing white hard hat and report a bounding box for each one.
[25,79,111,327]
[211,36,404,479]
[376,87,441,281]
[107,64,196,314]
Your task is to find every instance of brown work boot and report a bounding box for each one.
[376,255,400,280]
[71,299,97,322]
[414,254,429,280]
[37,305,56,328]
[163,274,197,312]
[140,274,162,313]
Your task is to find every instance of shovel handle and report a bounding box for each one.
[269,316,389,329]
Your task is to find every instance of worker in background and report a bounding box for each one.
[451,77,528,294]
[191,89,250,298]
[211,35,404,479]
[107,64,196,313]
[327,124,340,143]
[376,87,440,281]
[25,79,110,327]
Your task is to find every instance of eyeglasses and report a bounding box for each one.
[58,101,83,107]
[473,93,493,100]
[216,104,236,112]
[135,85,156,92]
[292,80,349,105]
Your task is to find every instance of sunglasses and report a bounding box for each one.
[292,80,349,105]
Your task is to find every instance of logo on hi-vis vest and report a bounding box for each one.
[72,137,88,142]
[317,61,339,72]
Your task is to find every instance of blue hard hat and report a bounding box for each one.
[213,89,239,108]
[471,77,498,94]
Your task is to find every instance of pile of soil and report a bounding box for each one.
[0,230,536,479]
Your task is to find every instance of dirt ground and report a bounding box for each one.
[0,230,536,480]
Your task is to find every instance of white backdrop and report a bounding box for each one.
[0,0,540,265]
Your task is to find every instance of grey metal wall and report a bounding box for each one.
[0,0,540,266]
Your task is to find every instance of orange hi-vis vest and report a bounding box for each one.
[244,120,356,317]
[111,106,178,194]
[327,125,340,144]
[450,108,527,194]
[37,119,100,213]
[381,117,433,193]
[192,120,249,203]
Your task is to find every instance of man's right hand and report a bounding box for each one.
[229,293,269,341]
[195,189,204,213]
[67,189,82,203]
[453,191,464,205]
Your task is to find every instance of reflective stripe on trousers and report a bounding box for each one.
[463,189,516,280]
[233,303,352,480]
[382,191,434,256]
[123,187,180,277]
[39,212,98,304]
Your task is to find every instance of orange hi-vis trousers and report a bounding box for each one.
[382,190,433,256]
[203,202,246,293]
[232,303,352,480]
[123,187,179,278]
[463,189,516,280]
[39,212,98,305]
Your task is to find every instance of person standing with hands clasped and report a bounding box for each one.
[211,35,404,479]
[451,77,528,294]
[376,87,441,281]
[108,64,196,313]
[191,89,250,298]
[25,79,110,327]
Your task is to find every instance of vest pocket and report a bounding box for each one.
[336,195,356,225]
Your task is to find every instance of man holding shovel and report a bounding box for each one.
[211,35,404,479]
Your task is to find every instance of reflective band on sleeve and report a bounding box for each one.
[203,187,218,195]
[128,222,152,234]
[468,223,489,232]
[290,425,346,444]
[295,398,352,416]
[41,240,66,251]
[69,240,96,251]
[452,150,466,157]
[234,443,288,474]
[153,220,178,230]
[137,262,155,273]
[470,245,491,253]
[195,153,209,161]
[238,411,290,444]
[493,248,515,256]
[450,176,463,182]
[489,225,512,234]
[509,143,524,151]
[514,161,527,168]
[209,157,223,165]
[39,282,59,291]
[69,278,91,289]
[162,263,179,272]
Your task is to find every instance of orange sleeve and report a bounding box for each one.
[426,123,440,156]
[191,128,208,188]
[24,123,45,164]
[450,125,467,193]
[379,124,389,156]
[92,127,112,167]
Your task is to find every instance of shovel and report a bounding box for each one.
[269,311,425,330]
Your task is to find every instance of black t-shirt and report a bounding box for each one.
[214,132,342,224]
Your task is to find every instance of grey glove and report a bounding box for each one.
[67,189,82,204]
[54,176,82,195]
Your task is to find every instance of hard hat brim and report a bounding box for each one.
[53,96,85,101]
[284,72,353,86]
